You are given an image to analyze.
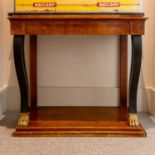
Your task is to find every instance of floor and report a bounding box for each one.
[0,112,155,155]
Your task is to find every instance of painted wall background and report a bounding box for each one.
[0,0,155,117]
[0,1,8,116]
[0,1,4,116]
[0,0,4,88]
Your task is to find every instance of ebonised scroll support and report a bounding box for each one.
[128,35,142,127]
[13,35,30,127]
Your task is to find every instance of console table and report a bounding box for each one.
[8,13,147,137]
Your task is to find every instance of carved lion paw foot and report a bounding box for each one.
[128,114,139,127]
[18,113,30,127]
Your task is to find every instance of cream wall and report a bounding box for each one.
[0,0,6,116]
[1,0,155,115]
[146,1,155,115]
[142,1,154,87]
[143,0,155,115]
[3,0,13,87]
[0,0,4,116]
[150,0,155,88]
[0,0,4,88]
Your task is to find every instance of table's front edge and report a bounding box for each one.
[9,19,146,35]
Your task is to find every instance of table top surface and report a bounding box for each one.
[8,13,147,20]
[8,13,147,35]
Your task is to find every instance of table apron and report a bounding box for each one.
[10,19,145,35]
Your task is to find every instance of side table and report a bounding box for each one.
[8,13,147,137]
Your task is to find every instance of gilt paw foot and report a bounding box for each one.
[128,114,139,127]
[18,113,30,127]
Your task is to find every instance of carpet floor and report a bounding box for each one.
[0,112,155,155]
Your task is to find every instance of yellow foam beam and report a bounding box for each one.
[15,0,142,13]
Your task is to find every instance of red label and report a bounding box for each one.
[33,2,57,7]
[97,2,120,7]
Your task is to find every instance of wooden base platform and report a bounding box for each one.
[13,107,146,137]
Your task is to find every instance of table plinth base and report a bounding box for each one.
[13,107,146,137]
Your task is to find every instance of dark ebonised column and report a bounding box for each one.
[128,35,142,126]
[13,35,30,127]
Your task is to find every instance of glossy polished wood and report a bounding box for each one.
[13,107,146,137]
[120,35,128,108]
[8,14,146,35]
[8,13,147,137]
[30,35,37,112]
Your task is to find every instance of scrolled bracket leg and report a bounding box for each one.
[13,35,30,127]
[128,35,142,127]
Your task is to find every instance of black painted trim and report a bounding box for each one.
[8,12,144,16]
[129,35,142,113]
[13,35,29,113]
